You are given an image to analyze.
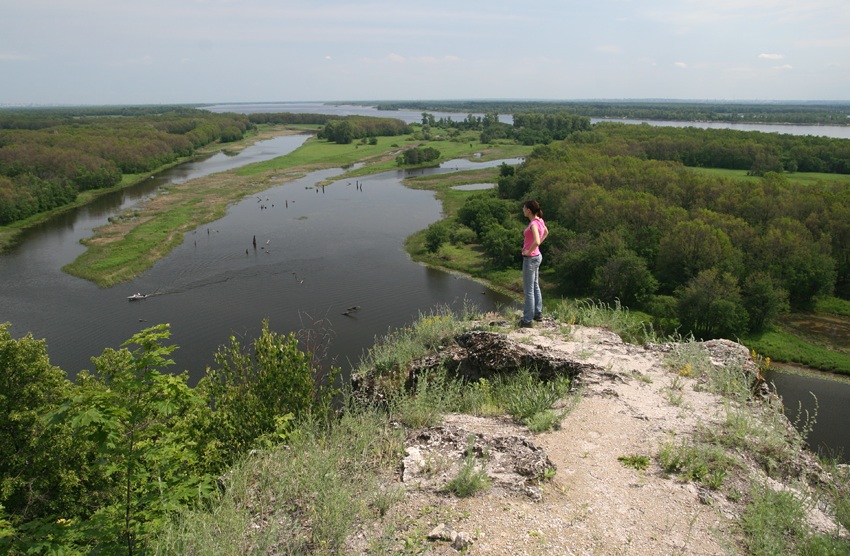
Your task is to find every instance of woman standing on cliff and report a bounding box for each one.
[520,199,549,327]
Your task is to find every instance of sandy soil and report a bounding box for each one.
[348,322,842,555]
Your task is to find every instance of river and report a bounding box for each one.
[0,134,515,384]
[3,103,849,460]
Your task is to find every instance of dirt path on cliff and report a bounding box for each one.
[360,322,759,555]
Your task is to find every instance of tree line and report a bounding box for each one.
[420,111,591,145]
[246,111,410,142]
[589,121,850,175]
[426,124,850,339]
[315,115,410,144]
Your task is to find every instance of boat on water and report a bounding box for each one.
[127,293,147,301]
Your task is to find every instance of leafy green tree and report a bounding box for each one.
[322,120,355,144]
[644,295,679,335]
[456,193,513,237]
[552,230,627,296]
[748,148,784,176]
[754,218,836,308]
[0,324,110,556]
[397,146,441,165]
[49,324,212,555]
[425,220,451,253]
[741,272,789,331]
[590,250,658,306]
[197,320,339,468]
[675,269,749,339]
[481,223,522,268]
[0,324,81,522]
[655,220,742,292]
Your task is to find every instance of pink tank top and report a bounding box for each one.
[523,218,546,256]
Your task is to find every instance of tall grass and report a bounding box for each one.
[549,298,658,345]
[815,296,850,318]
[152,407,406,554]
[354,303,473,379]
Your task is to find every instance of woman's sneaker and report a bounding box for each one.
[533,313,543,322]
[518,319,534,328]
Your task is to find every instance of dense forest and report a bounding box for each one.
[0,107,255,225]
[372,99,850,126]
[427,124,850,339]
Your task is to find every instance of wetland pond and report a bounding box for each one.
[0,135,515,387]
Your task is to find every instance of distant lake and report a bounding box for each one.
[206,102,850,139]
[452,183,496,191]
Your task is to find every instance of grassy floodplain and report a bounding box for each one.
[61,126,532,287]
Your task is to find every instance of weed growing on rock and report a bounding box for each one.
[444,436,491,498]
[617,454,651,471]
[492,368,572,431]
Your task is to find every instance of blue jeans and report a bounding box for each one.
[522,254,542,323]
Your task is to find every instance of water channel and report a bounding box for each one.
[3,103,849,460]
[0,134,516,384]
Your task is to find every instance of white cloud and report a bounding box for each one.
[758,53,784,60]
[386,53,405,63]
[110,55,154,67]
[596,45,622,54]
[773,64,793,70]
[0,52,33,61]
[674,61,688,69]
[796,36,850,48]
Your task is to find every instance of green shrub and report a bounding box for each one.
[197,319,339,467]
[493,368,572,430]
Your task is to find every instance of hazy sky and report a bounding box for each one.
[2,0,848,105]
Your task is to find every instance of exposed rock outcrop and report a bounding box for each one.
[347,319,845,554]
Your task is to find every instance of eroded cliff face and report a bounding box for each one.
[348,319,844,555]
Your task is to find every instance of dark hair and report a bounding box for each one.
[523,199,543,218]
